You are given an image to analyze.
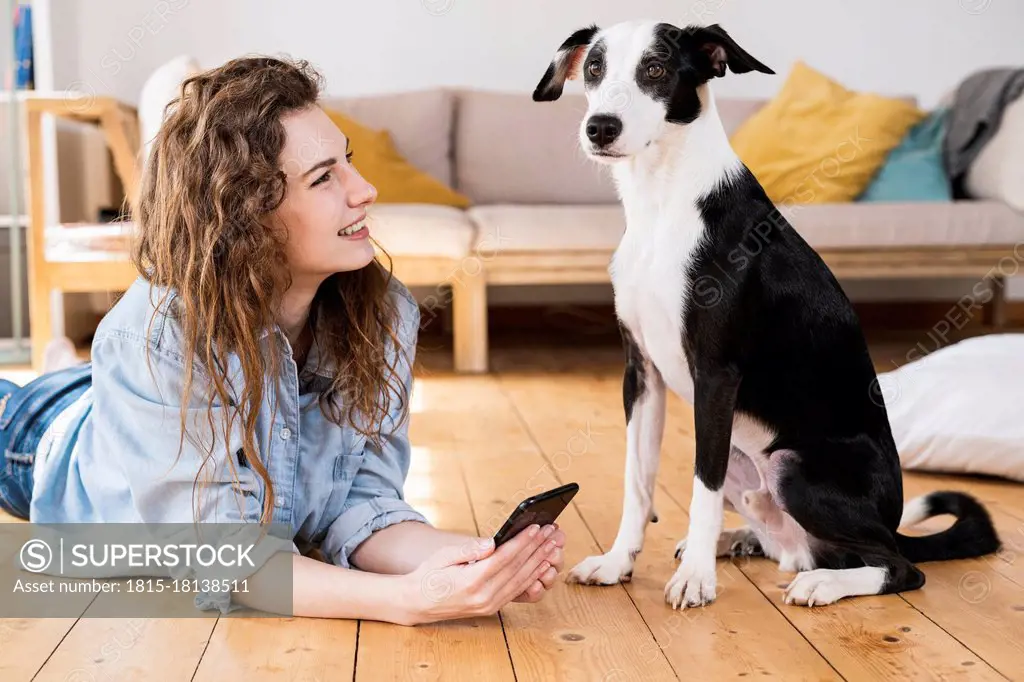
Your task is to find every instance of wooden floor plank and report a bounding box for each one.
[354,377,516,682]
[499,374,841,681]
[194,616,357,682]
[893,473,1024,678]
[0,521,103,682]
[740,560,1004,681]
[34,618,215,682]
[450,375,680,682]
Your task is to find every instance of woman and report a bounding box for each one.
[0,56,565,624]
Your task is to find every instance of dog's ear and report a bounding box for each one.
[532,25,600,102]
[693,24,774,78]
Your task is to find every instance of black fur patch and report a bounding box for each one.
[620,321,646,423]
[638,24,709,125]
[582,38,607,90]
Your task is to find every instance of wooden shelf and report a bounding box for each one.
[0,215,28,228]
[0,89,92,103]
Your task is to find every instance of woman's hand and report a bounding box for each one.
[513,523,565,603]
[401,523,562,625]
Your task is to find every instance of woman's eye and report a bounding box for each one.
[587,61,602,78]
[647,63,666,79]
[346,150,354,163]
[311,170,331,187]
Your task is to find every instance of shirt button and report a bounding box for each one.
[275,497,285,508]
[280,427,292,440]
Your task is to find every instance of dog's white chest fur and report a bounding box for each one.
[610,189,704,403]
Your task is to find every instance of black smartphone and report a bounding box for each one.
[492,482,579,547]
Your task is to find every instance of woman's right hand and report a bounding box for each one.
[401,524,562,625]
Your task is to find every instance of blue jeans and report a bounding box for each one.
[0,364,92,518]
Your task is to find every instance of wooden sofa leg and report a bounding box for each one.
[451,272,488,373]
[985,275,1007,329]
[28,277,53,372]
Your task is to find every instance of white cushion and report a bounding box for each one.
[966,93,1024,211]
[367,204,475,259]
[880,334,1024,482]
[139,55,201,168]
[468,205,625,253]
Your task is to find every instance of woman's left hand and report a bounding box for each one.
[513,524,566,603]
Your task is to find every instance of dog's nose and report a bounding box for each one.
[585,115,622,148]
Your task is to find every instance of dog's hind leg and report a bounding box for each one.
[785,547,924,606]
[568,326,666,585]
[774,448,926,606]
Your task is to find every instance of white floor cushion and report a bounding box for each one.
[881,334,1024,481]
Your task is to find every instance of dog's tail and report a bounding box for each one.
[895,491,1000,563]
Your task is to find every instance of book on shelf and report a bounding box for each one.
[13,3,34,90]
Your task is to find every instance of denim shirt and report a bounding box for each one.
[29,275,429,613]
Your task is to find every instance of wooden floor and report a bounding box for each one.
[2,339,1024,681]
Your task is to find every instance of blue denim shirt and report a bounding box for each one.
[29,275,429,613]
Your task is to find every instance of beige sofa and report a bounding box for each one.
[39,88,1024,373]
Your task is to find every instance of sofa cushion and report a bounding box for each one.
[320,89,454,187]
[455,91,620,205]
[468,205,625,253]
[858,108,953,203]
[731,61,924,204]
[467,201,1024,257]
[786,201,1024,249]
[43,205,474,263]
[966,91,1024,212]
[368,204,474,259]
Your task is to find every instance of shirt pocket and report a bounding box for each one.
[322,450,366,523]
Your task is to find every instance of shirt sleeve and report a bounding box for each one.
[322,285,431,570]
[89,332,290,614]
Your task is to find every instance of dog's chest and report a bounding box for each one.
[610,206,705,403]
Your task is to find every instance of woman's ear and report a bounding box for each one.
[532,25,600,102]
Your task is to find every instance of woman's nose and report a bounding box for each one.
[346,168,378,207]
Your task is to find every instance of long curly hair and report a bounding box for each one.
[131,56,408,525]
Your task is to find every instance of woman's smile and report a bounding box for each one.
[338,215,369,239]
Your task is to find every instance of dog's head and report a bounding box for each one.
[533,21,773,162]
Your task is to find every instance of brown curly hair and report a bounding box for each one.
[132,55,408,525]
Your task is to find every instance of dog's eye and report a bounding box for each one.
[647,63,666,80]
[587,61,603,78]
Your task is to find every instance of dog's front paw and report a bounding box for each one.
[566,551,636,585]
[664,560,717,608]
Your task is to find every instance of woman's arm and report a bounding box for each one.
[349,519,565,574]
[349,521,485,574]
[233,520,560,625]
[231,551,413,623]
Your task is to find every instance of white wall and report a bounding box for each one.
[50,0,1024,304]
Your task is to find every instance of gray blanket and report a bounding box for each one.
[944,67,1024,198]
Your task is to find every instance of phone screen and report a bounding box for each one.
[493,483,578,546]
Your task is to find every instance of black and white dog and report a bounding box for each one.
[533,20,1000,608]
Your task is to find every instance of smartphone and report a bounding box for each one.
[492,482,579,547]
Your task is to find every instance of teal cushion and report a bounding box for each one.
[858,108,952,202]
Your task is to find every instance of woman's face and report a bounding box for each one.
[275,105,378,280]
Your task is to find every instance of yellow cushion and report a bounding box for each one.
[323,108,471,208]
[730,61,925,205]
